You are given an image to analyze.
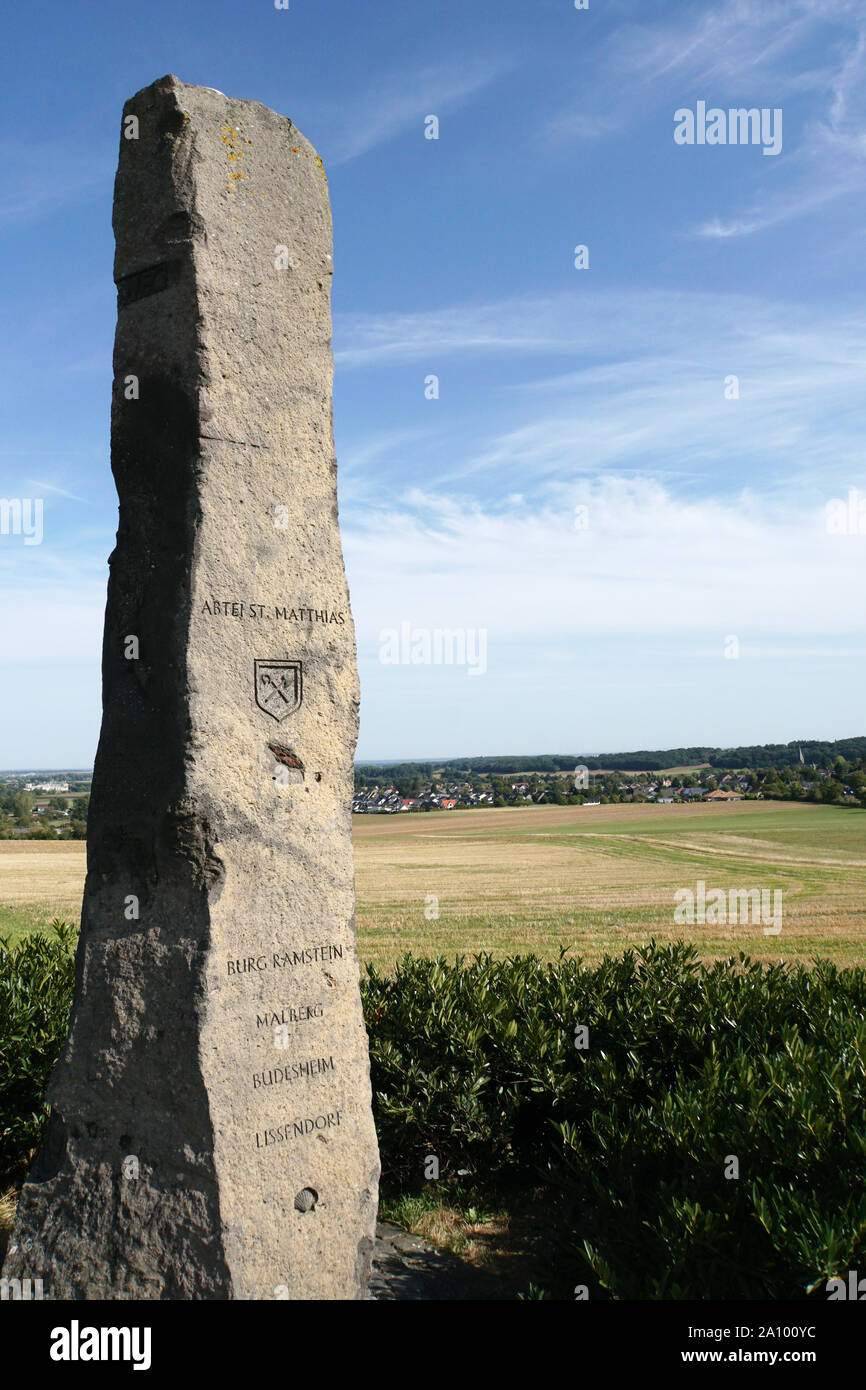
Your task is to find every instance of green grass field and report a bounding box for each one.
[1,801,864,969]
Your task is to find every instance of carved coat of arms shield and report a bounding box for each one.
[254,659,303,721]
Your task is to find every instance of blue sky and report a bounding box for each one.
[1,0,865,766]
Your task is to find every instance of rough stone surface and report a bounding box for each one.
[2,75,379,1300]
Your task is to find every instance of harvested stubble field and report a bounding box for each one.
[354,800,866,969]
[2,801,864,970]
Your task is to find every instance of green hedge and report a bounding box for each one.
[362,943,866,1298]
[0,921,76,1178]
[3,930,865,1298]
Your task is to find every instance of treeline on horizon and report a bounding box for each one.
[356,736,866,781]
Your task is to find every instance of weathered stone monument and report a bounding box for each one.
[2,75,379,1299]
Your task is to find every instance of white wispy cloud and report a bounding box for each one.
[547,0,825,145]
[27,480,90,503]
[345,477,866,648]
[548,0,866,237]
[609,0,837,89]
[318,57,510,166]
[336,287,866,370]
[335,288,866,495]
[335,297,567,367]
[694,216,763,238]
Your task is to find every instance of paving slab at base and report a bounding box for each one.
[368,1222,503,1301]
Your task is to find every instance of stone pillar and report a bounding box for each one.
[2,75,379,1300]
